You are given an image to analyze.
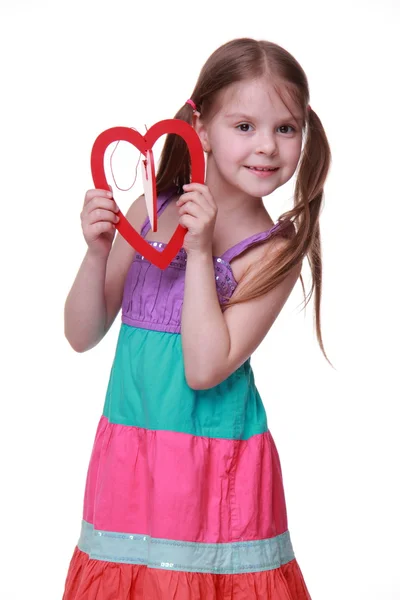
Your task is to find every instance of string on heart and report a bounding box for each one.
[109,125,149,192]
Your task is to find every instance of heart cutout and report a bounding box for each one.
[91,119,205,269]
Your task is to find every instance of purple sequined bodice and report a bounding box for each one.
[122,189,290,334]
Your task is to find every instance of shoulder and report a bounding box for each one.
[217,229,301,383]
[232,224,300,285]
[125,193,147,223]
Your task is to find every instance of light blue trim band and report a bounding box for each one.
[78,520,295,574]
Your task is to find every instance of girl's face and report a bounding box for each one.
[196,77,304,199]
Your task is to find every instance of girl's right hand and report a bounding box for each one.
[81,187,120,258]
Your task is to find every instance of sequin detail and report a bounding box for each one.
[135,244,236,302]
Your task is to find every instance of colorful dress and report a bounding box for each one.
[63,188,311,599]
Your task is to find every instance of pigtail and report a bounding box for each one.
[156,102,198,194]
[225,105,333,367]
[293,107,332,364]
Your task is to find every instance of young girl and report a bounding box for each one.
[63,37,331,599]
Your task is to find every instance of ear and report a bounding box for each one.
[192,112,211,153]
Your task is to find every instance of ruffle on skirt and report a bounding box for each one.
[63,547,311,600]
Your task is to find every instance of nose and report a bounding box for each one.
[255,132,278,156]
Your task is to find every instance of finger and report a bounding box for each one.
[84,197,119,215]
[177,191,210,209]
[177,194,215,220]
[176,192,199,206]
[179,214,197,230]
[182,183,206,193]
[86,208,120,226]
[177,200,203,218]
[84,188,113,206]
[91,221,117,237]
[177,195,212,216]
[182,183,215,208]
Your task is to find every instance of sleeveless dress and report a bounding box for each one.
[63,188,311,599]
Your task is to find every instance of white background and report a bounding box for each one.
[1,0,399,598]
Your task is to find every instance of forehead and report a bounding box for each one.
[217,77,302,120]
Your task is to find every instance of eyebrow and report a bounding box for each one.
[224,112,303,122]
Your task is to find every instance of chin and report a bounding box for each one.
[240,180,282,198]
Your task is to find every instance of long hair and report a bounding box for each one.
[156,38,333,367]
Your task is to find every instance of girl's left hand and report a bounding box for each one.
[176,183,218,256]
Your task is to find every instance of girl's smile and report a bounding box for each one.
[244,165,280,178]
[195,77,303,200]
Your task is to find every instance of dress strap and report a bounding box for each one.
[140,187,177,237]
[220,221,294,264]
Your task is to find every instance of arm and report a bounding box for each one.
[181,239,302,389]
[64,194,147,352]
[64,249,108,352]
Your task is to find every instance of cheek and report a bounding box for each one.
[210,128,243,158]
[221,138,246,163]
[209,131,249,170]
[285,142,302,166]
[213,140,236,164]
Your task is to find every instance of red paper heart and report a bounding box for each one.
[91,120,205,269]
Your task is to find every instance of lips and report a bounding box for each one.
[244,165,280,179]
[245,166,279,171]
